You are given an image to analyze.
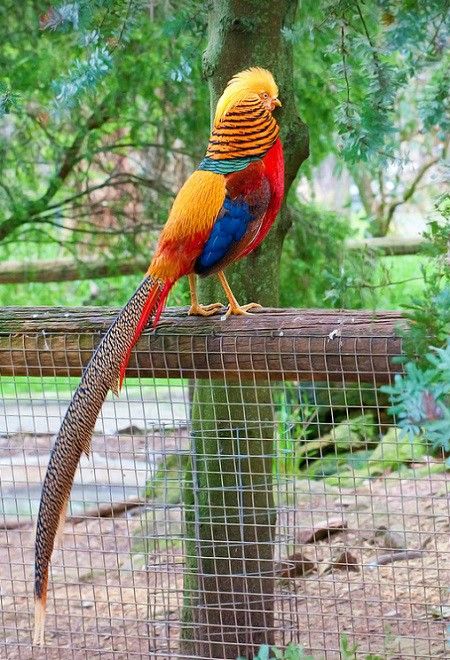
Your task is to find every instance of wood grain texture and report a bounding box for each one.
[0,307,406,384]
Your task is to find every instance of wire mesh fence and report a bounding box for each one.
[0,306,449,659]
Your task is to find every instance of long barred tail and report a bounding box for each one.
[33,274,171,646]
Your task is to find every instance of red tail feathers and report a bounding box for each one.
[118,277,173,390]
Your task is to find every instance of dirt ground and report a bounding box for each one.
[0,431,449,660]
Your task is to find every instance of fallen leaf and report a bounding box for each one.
[277,552,316,578]
[319,547,359,574]
[297,517,348,544]
[371,525,406,550]
[428,605,450,620]
[331,549,359,572]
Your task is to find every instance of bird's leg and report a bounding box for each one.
[217,271,262,317]
[187,274,223,316]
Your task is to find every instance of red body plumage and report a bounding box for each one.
[241,138,284,255]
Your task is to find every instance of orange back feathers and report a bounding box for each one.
[149,170,226,281]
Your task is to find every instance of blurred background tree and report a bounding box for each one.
[0,0,448,311]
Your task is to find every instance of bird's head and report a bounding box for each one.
[214,67,281,125]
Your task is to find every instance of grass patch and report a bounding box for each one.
[371,254,430,310]
[0,374,186,397]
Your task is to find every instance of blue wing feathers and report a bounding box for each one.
[196,197,252,273]
[194,161,271,276]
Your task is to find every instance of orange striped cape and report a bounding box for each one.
[199,97,279,174]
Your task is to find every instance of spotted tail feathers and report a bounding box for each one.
[33,275,170,646]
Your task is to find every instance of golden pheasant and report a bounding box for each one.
[33,67,284,645]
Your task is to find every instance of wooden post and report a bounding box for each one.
[182,380,276,658]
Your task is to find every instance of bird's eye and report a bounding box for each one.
[261,92,269,99]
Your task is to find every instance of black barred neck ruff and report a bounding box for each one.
[206,97,279,161]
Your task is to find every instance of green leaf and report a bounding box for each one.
[255,645,270,660]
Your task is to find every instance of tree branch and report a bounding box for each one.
[351,168,377,218]
[355,0,386,102]
[385,153,443,226]
[345,235,427,256]
[341,23,352,114]
[0,95,113,242]
[353,138,447,237]
[0,255,150,284]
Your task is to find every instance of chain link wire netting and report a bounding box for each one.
[0,311,449,659]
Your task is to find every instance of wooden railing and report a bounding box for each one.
[0,306,405,384]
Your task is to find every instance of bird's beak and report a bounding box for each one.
[273,98,282,108]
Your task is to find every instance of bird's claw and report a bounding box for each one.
[224,302,262,318]
[188,302,223,317]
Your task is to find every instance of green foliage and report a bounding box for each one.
[295,0,449,166]
[339,633,383,660]
[381,194,450,451]
[236,643,314,660]
[323,427,428,488]
[279,202,358,309]
[52,45,112,115]
[0,0,209,261]
[144,453,188,504]
[274,371,439,484]
[40,2,81,32]
[237,637,386,660]
[280,201,429,311]
[382,344,450,452]
[339,634,359,660]
[0,81,20,117]
[275,383,318,477]
[418,51,450,136]
[399,197,450,361]
[40,0,142,39]
[30,0,448,169]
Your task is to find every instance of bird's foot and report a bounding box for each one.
[188,302,223,317]
[224,302,262,318]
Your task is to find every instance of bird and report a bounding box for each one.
[33,66,284,646]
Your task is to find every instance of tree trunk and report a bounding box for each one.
[181,1,309,657]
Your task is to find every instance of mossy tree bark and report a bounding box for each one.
[181,2,309,657]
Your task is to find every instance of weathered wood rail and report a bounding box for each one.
[0,306,406,383]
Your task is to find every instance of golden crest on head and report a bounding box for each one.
[214,67,280,125]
